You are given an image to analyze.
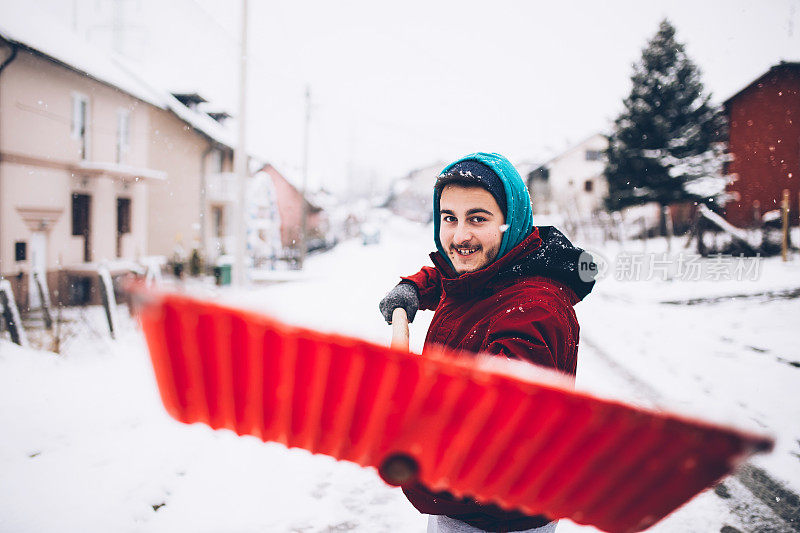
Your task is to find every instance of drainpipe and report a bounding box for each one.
[0,41,19,280]
[200,144,213,261]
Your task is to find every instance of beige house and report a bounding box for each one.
[528,133,609,221]
[0,9,234,307]
[146,93,235,262]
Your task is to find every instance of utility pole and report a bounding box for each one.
[87,0,145,59]
[233,0,249,285]
[298,85,311,269]
[111,0,124,54]
[72,0,79,33]
[781,189,790,262]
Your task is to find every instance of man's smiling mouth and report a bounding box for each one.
[453,246,480,256]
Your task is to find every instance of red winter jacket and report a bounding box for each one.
[398,226,595,532]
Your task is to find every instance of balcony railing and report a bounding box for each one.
[206,172,238,203]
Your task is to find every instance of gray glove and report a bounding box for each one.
[379,283,419,324]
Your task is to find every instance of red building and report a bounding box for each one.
[723,62,800,227]
[256,163,326,250]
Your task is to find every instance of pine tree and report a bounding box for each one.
[604,19,728,225]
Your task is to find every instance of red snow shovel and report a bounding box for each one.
[135,288,773,533]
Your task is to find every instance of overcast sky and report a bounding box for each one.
[16,0,800,194]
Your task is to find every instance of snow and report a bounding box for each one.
[76,161,167,181]
[683,174,727,199]
[697,204,760,247]
[0,4,162,109]
[97,266,120,338]
[0,309,425,532]
[0,3,235,148]
[158,90,235,147]
[1,215,799,532]
[0,279,28,347]
[574,237,800,492]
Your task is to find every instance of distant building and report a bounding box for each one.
[386,161,444,223]
[528,134,609,221]
[723,62,800,227]
[247,167,283,264]
[253,163,327,255]
[0,7,234,307]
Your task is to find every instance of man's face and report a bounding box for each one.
[439,184,505,275]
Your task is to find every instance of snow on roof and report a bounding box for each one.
[159,88,235,147]
[255,162,324,211]
[251,157,302,188]
[0,3,235,148]
[76,161,167,181]
[537,132,608,168]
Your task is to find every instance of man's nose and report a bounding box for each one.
[453,223,473,244]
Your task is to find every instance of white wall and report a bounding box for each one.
[546,134,609,220]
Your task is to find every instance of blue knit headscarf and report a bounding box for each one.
[433,152,534,271]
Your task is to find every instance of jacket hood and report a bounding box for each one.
[433,152,534,270]
[430,226,596,302]
[499,226,596,301]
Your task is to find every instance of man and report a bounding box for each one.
[379,152,595,533]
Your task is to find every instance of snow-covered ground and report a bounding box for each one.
[1,215,798,532]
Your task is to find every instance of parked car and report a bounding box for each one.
[360,223,381,245]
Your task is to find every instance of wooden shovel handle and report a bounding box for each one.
[391,307,409,352]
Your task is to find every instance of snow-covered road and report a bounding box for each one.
[1,216,798,532]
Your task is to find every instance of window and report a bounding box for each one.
[117,197,131,258]
[15,242,27,262]
[116,109,130,164]
[68,276,92,305]
[117,198,131,234]
[584,180,594,192]
[72,193,92,262]
[529,167,549,181]
[72,194,90,236]
[212,205,225,237]
[585,150,603,161]
[72,94,90,160]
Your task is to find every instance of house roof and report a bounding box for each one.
[256,163,322,212]
[723,61,800,107]
[535,132,608,170]
[0,3,235,148]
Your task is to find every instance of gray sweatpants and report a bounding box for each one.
[426,514,558,533]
